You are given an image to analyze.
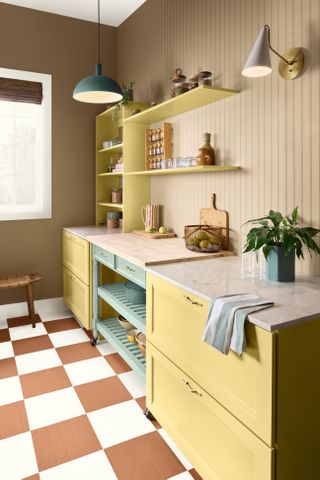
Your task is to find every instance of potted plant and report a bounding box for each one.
[243,207,320,282]
[112,81,136,120]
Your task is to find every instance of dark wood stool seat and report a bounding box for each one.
[0,273,42,328]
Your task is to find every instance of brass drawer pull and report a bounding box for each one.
[182,379,203,397]
[125,265,136,272]
[183,295,203,307]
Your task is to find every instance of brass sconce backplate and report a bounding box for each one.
[278,48,304,79]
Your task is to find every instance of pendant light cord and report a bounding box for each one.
[97,0,101,64]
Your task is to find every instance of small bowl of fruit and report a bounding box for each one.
[184,225,223,252]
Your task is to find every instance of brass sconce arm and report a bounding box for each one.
[265,25,296,65]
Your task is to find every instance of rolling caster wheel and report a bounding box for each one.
[90,338,98,346]
[144,409,155,420]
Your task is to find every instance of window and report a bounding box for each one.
[0,68,51,221]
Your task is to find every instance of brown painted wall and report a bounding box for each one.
[0,3,117,303]
[117,0,320,276]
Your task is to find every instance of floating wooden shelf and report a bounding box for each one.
[97,202,123,209]
[95,317,146,377]
[124,86,238,125]
[97,172,123,177]
[98,143,123,154]
[125,166,240,176]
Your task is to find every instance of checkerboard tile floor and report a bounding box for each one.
[0,313,202,480]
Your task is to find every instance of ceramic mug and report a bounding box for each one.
[141,204,159,229]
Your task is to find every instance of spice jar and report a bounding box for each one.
[196,132,215,166]
[111,188,122,204]
[198,71,213,86]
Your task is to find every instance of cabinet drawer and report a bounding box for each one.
[147,273,275,445]
[63,231,89,285]
[116,257,145,288]
[63,266,90,329]
[93,245,115,270]
[147,344,274,480]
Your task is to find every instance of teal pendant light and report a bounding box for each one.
[73,0,123,104]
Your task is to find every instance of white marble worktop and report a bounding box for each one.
[63,225,122,240]
[146,256,320,331]
[87,233,233,268]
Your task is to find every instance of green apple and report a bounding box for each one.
[145,226,157,233]
[159,226,167,234]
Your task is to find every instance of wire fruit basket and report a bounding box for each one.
[184,225,224,253]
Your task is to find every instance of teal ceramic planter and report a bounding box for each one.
[266,246,295,282]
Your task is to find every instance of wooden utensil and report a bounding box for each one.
[133,230,176,239]
[200,194,229,249]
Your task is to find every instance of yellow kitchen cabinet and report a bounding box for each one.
[147,273,275,445]
[147,344,274,480]
[63,231,90,284]
[62,231,91,329]
[146,272,320,480]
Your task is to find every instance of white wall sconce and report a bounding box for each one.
[242,25,304,80]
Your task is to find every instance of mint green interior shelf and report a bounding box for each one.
[98,283,146,333]
[95,317,146,377]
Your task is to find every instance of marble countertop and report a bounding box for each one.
[63,226,122,240]
[87,233,233,268]
[146,256,320,331]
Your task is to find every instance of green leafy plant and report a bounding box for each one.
[243,207,320,259]
[112,81,136,120]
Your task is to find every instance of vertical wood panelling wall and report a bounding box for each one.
[117,0,320,275]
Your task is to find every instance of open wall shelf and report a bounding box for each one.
[125,166,240,176]
[124,86,238,125]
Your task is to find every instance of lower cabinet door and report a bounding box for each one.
[147,344,274,480]
[63,266,90,329]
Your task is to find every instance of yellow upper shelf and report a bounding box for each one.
[124,86,238,125]
[98,143,123,154]
[125,166,240,176]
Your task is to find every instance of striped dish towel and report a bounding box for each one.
[202,294,274,355]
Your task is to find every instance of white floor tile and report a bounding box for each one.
[25,387,85,430]
[64,357,115,386]
[168,472,194,480]
[0,376,23,406]
[49,328,89,348]
[96,341,116,355]
[88,399,155,448]
[16,348,62,375]
[6,301,28,319]
[0,305,8,329]
[9,322,47,341]
[40,450,117,480]
[118,370,146,398]
[0,432,38,480]
[35,297,72,322]
[159,428,193,470]
[0,341,14,360]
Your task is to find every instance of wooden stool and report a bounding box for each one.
[0,273,42,328]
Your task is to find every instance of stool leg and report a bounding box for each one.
[26,283,36,328]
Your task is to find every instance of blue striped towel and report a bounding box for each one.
[202,294,274,355]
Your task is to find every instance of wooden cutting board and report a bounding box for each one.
[200,193,229,249]
[133,230,176,239]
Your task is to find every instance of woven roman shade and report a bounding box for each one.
[0,77,43,104]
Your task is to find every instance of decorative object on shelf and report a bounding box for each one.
[198,71,213,85]
[112,81,136,119]
[145,123,172,170]
[171,68,189,97]
[200,193,229,249]
[73,0,122,103]
[106,210,121,228]
[141,204,160,230]
[188,74,199,90]
[242,24,304,80]
[184,225,222,252]
[117,314,134,330]
[127,328,139,343]
[111,188,122,204]
[196,132,215,166]
[135,332,146,355]
[124,281,146,304]
[243,207,320,282]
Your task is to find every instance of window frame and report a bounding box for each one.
[0,67,52,221]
